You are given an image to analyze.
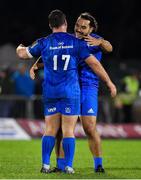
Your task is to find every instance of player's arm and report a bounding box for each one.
[85,55,117,97]
[99,39,113,52]
[16,40,42,59]
[84,35,113,53]
[30,57,44,80]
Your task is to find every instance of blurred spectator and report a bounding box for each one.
[114,70,140,123]
[12,63,35,97]
[0,67,14,117]
[11,63,35,117]
[0,68,14,94]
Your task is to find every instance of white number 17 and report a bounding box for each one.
[53,55,70,70]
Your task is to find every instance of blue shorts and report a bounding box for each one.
[43,98,80,116]
[81,87,98,116]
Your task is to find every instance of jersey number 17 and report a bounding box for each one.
[53,55,70,71]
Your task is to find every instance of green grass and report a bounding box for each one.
[0,139,141,179]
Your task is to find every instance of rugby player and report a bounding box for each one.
[16,10,116,174]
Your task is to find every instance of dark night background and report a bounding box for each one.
[0,0,141,60]
[0,0,141,123]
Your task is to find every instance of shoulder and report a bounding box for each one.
[38,36,49,42]
[63,33,86,46]
[35,35,51,47]
[64,32,78,40]
[91,33,103,39]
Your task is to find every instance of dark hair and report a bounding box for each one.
[48,9,66,28]
[79,12,98,32]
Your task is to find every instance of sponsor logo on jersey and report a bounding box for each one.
[65,107,71,113]
[87,108,94,113]
[48,107,56,113]
[58,42,64,46]
[49,45,73,50]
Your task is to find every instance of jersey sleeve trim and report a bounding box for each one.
[26,47,33,58]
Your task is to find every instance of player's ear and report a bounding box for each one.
[49,23,52,30]
[90,27,94,33]
[64,20,67,27]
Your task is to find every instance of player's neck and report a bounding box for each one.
[52,25,67,33]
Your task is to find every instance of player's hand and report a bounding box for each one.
[107,81,117,98]
[16,44,28,59]
[29,65,38,80]
[84,35,102,46]
[16,44,25,51]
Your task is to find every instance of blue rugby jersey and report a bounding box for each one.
[78,33,103,88]
[27,32,91,99]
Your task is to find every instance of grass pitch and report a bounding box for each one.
[0,139,141,179]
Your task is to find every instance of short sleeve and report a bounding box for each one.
[78,40,91,61]
[27,39,43,58]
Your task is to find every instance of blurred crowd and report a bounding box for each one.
[0,63,44,119]
[0,62,141,123]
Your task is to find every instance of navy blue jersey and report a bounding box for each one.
[28,32,91,99]
[78,33,102,88]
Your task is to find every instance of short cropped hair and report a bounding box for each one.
[79,12,98,32]
[48,9,66,28]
